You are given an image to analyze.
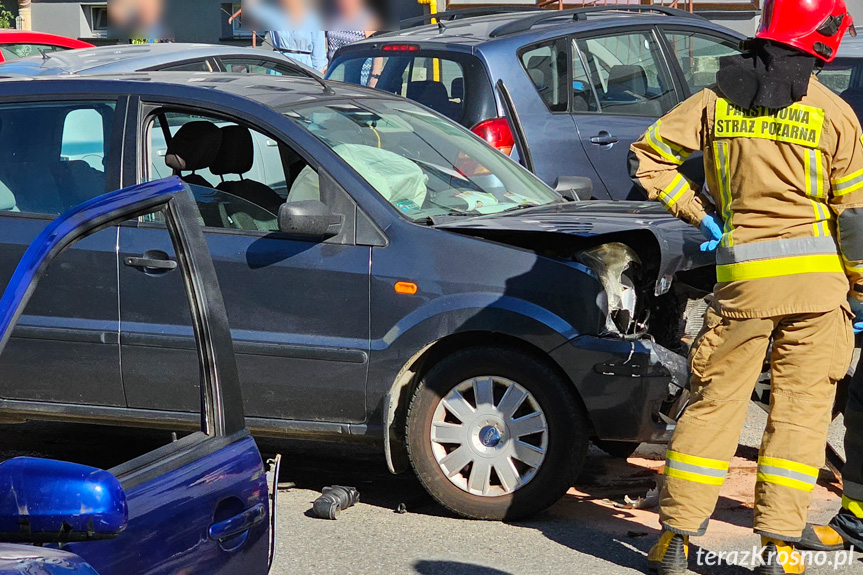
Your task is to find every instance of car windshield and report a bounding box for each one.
[284,99,560,221]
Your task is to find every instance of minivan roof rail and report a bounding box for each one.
[400,7,541,30]
[489,5,705,38]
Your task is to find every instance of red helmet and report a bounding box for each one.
[756,0,856,62]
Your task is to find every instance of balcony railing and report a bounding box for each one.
[535,0,694,12]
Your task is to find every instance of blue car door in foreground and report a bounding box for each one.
[0,179,271,575]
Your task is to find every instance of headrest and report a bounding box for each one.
[450,77,464,99]
[210,125,254,176]
[165,121,222,172]
[607,65,648,95]
[407,81,449,103]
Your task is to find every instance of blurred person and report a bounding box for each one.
[326,30,382,85]
[227,7,259,47]
[330,0,378,31]
[109,0,171,42]
[244,0,328,72]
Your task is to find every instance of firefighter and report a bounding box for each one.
[798,330,863,553]
[628,1,861,573]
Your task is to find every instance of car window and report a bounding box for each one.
[663,31,741,94]
[145,110,317,232]
[520,40,569,113]
[0,43,67,61]
[0,101,115,214]
[220,57,305,77]
[328,55,467,122]
[158,59,214,72]
[571,41,598,112]
[285,99,559,221]
[820,57,860,94]
[574,31,676,116]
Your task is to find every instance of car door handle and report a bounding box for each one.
[589,132,619,146]
[208,503,266,542]
[124,257,177,270]
[123,250,178,273]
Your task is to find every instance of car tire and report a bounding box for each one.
[593,439,639,459]
[406,345,589,520]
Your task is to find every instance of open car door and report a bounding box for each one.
[0,178,274,575]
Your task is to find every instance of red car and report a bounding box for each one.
[0,30,93,63]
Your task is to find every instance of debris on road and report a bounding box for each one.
[608,477,663,510]
[312,485,360,520]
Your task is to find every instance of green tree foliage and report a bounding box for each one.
[0,2,14,29]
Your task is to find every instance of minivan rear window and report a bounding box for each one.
[328,54,467,122]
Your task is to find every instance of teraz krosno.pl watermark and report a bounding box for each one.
[695,546,857,569]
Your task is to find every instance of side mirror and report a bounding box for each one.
[278,200,342,240]
[554,176,594,201]
[0,457,127,543]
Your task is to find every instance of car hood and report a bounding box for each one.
[436,200,716,295]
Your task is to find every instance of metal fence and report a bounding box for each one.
[535,0,694,12]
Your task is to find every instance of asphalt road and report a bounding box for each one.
[0,404,858,575]
[262,404,858,575]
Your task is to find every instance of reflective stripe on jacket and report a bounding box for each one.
[630,77,863,318]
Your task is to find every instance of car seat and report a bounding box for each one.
[211,125,283,214]
[607,65,648,96]
[450,77,465,102]
[164,121,222,188]
[407,81,459,120]
[527,55,551,92]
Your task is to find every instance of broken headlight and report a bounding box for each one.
[576,242,643,336]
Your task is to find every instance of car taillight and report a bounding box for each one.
[471,118,515,156]
[381,44,420,52]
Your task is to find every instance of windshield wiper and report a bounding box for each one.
[499,203,542,214]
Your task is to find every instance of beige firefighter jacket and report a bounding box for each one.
[630,76,863,318]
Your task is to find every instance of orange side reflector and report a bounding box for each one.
[394,281,418,295]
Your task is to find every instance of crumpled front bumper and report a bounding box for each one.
[549,335,690,444]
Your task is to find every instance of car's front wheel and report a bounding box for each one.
[406,346,589,520]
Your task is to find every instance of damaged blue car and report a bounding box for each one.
[0,179,278,575]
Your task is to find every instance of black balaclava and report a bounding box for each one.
[716,38,818,110]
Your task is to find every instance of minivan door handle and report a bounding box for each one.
[208,503,266,542]
[589,131,619,146]
[123,250,177,274]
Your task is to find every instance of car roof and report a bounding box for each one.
[0,29,93,48]
[838,36,863,57]
[0,42,311,76]
[344,9,738,51]
[0,71,388,111]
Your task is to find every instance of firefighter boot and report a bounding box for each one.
[757,537,805,575]
[648,530,689,575]
[799,508,863,551]
[798,523,846,551]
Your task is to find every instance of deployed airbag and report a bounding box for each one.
[333,144,428,212]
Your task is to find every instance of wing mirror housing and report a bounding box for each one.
[278,200,342,240]
[554,176,594,201]
[0,457,127,543]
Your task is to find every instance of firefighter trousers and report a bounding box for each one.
[660,305,854,541]
[832,351,863,545]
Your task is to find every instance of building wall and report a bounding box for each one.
[164,0,228,44]
[31,1,91,38]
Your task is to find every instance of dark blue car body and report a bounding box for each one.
[0,179,273,574]
[0,73,714,519]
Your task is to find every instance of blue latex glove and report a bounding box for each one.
[849,297,863,334]
[698,213,723,252]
